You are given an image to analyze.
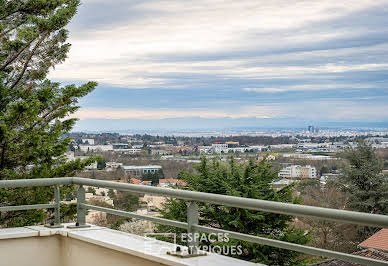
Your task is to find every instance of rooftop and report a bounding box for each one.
[311,249,388,266]
[359,229,388,252]
[123,165,163,170]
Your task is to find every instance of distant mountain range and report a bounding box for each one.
[72,117,388,133]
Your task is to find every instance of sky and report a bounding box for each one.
[48,0,388,132]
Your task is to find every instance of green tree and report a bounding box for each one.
[113,191,140,212]
[157,157,309,265]
[142,169,164,185]
[86,186,96,195]
[339,141,388,239]
[97,160,106,170]
[340,141,388,214]
[0,0,98,227]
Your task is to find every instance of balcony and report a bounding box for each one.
[0,224,256,266]
[1,177,388,266]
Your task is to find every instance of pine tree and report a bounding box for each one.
[340,140,388,214]
[0,0,98,226]
[157,157,309,265]
[339,140,388,239]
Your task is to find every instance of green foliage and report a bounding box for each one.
[339,141,388,214]
[320,166,329,175]
[113,192,140,212]
[339,141,388,239]
[296,179,320,188]
[97,160,106,170]
[0,0,97,226]
[157,157,309,265]
[59,202,77,222]
[86,186,96,195]
[142,169,164,185]
[108,189,115,199]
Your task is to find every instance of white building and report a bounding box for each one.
[210,142,249,154]
[123,165,162,176]
[212,142,228,153]
[81,138,95,145]
[79,144,113,152]
[278,165,317,179]
[65,151,97,170]
[106,162,123,170]
[115,148,142,154]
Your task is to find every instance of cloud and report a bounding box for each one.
[242,83,379,93]
[50,0,388,87]
[73,98,388,123]
[73,107,273,120]
[47,0,388,128]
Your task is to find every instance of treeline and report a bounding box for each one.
[68,133,298,147]
[206,136,297,146]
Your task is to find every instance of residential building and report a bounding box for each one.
[159,178,186,188]
[81,138,95,145]
[278,165,317,179]
[123,165,162,177]
[79,144,113,152]
[105,162,123,170]
[112,143,129,149]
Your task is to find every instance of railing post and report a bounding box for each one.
[187,201,199,254]
[54,185,61,225]
[45,185,63,228]
[68,185,90,228]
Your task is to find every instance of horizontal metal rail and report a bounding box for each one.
[0,177,72,189]
[73,177,388,228]
[0,204,56,212]
[82,204,188,229]
[193,225,388,266]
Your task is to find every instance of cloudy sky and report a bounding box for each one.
[48,0,388,131]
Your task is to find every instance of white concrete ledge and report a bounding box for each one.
[0,227,38,239]
[0,224,261,266]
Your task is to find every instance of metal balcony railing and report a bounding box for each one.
[0,177,387,265]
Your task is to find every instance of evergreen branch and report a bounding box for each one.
[0,37,37,70]
[9,31,49,90]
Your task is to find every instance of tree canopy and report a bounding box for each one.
[157,157,309,265]
[0,0,97,226]
[339,141,388,239]
[340,141,388,214]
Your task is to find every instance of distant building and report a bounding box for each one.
[105,162,123,170]
[308,126,319,134]
[150,149,170,155]
[122,148,142,154]
[79,144,113,152]
[212,142,228,153]
[123,165,162,177]
[81,138,95,145]
[210,141,250,154]
[320,173,340,182]
[159,178,186,188]
[112,143,129,149]
[278,165,317,179]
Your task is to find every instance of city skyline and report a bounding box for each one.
[48,0,388,131]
